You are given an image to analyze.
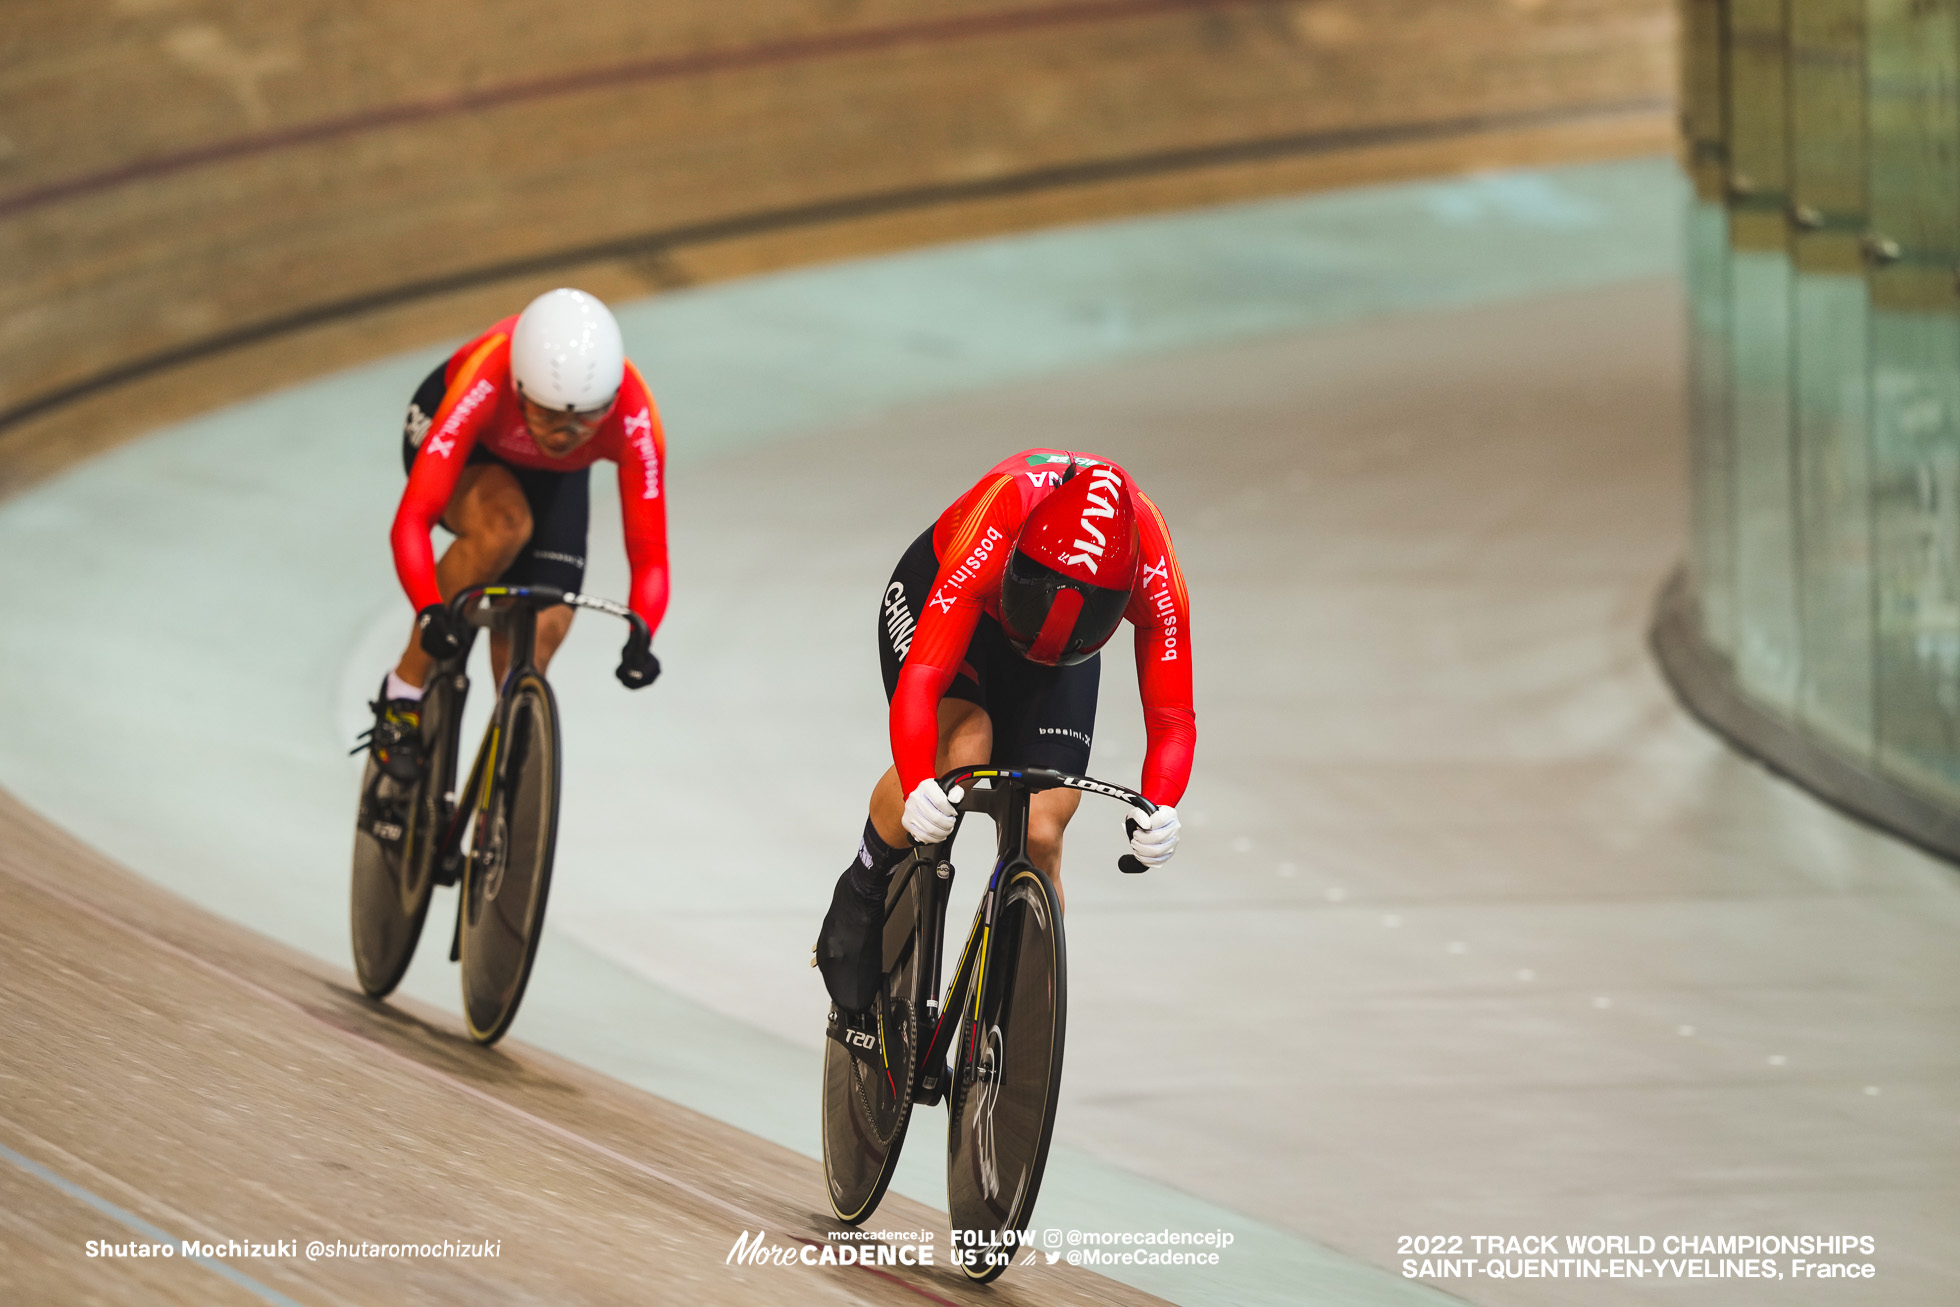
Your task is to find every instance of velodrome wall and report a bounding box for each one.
[1,0,1672,495]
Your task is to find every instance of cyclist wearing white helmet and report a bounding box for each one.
[364,288,670,780]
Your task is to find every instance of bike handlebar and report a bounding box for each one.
[447,583,651,650]
[933,765,1158,875]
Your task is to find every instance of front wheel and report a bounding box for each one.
[458,672,560,1044]
[946,865,1066,1283]
[821,855,926,1223]
[349,673,459,998]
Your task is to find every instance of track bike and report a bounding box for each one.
[820,765,1154,1283]
[349,583,650,1043]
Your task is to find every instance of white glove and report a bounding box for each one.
[1128,805,1181,867]
[902,779,965,845]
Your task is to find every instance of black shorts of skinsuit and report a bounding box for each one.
[400,362,591,593]
[878,527,1100,777]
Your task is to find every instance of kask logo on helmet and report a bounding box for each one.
[1064,468,1125,576]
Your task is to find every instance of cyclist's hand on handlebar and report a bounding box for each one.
[1128,804,1180,867]
[615,636,660,689]
[902,779,964,845]
[417,603,464,659]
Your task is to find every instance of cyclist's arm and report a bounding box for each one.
[891,480,1020,793]
[389,335,506,610]
[1128,490,1195,806]
[613,364,670,635]
[891,603,983,794]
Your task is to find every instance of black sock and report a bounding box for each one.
[845,817,906,900]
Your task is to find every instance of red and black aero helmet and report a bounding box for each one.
[1000,462,1140,665]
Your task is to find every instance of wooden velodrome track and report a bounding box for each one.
[0,788,1158,1305]
[2,2,1671,1302]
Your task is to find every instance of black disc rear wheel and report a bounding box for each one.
[458,672,560,1044]
[946,865,1066,1283]
[350,674,459,998]
[821,856,926,1223]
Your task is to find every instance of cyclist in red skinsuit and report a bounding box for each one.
[363,289,667,780]
[816,449,1194,1014]
[391,320,670,632]
[890,450,1194,805]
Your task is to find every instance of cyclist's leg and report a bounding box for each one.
[1027,789,1081,903]
[825,698,992,1011]
[870,723,1080,896]
[368,378,530,777]
[819,528,985,1011]
[866,696,991,848]
[483,463,590,682]
[986,633,1101,902]
[509,607,573,677]
[392,461,533,690]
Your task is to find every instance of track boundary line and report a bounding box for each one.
[2,862,965,1307]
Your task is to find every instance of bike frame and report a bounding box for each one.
[417,584,648,953]
[426,590,533,884]
[901,766,1154,1107]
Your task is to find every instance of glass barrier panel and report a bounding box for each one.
[1789,0,1872,758]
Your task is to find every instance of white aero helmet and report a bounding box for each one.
[510,288,625,412]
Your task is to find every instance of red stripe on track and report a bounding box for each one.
[0,0,1264,221]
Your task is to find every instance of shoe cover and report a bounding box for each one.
[816,874,885,1013]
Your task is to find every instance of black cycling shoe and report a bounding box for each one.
[815,873,886,1014]
[354,682,425,782]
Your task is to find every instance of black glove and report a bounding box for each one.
[417,603,464,660]
[616,635,660,689]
